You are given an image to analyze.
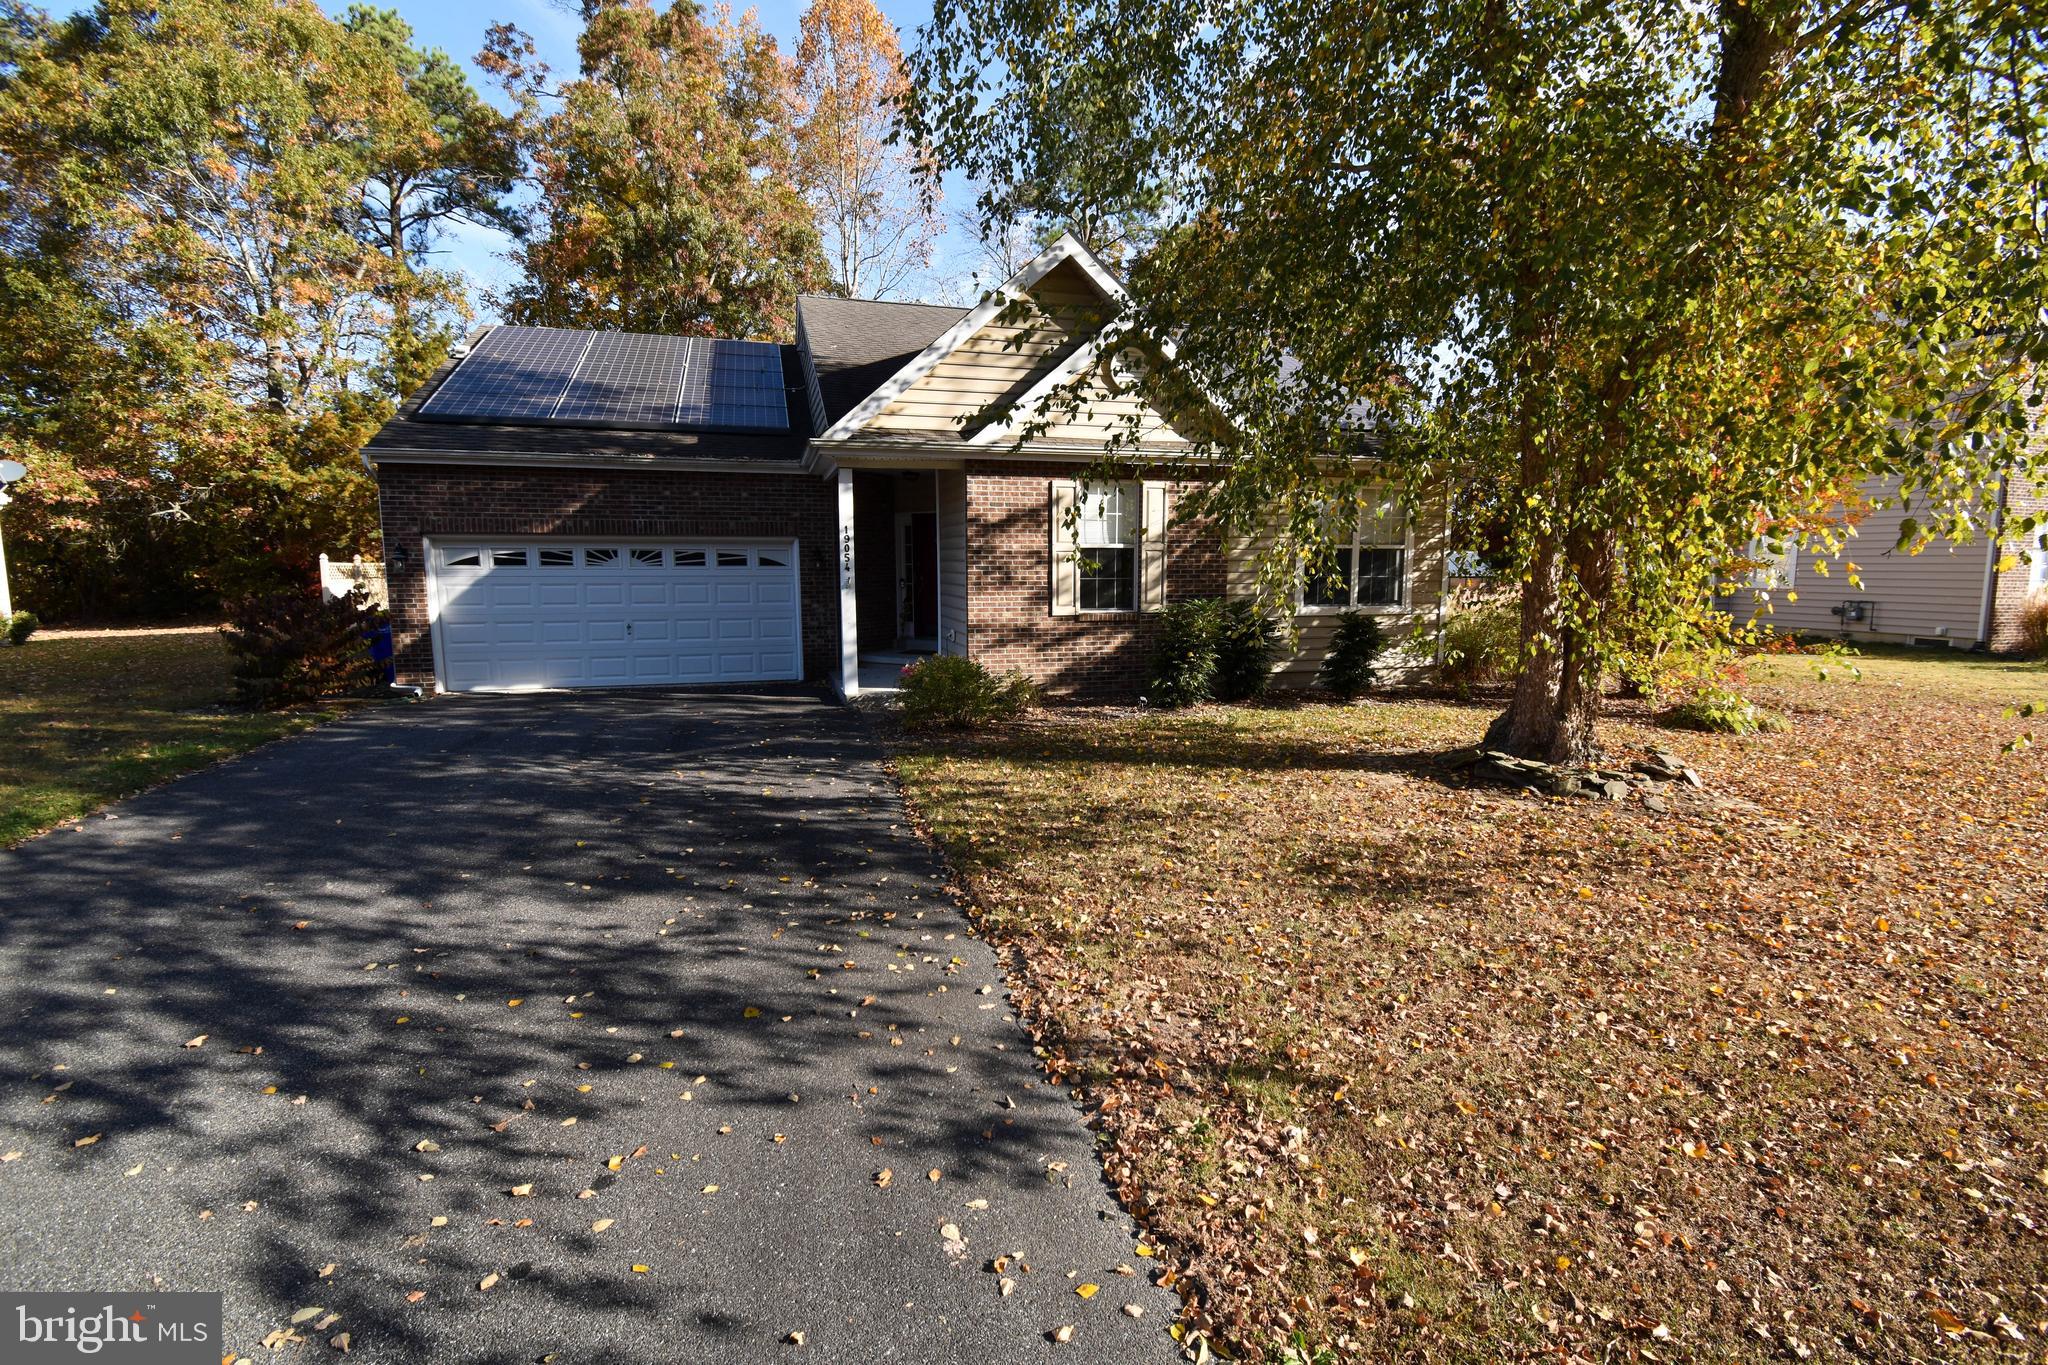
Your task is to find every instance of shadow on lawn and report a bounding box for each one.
[0,689,1126,1362]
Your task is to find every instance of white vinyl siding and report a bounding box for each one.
[1715,475,1997,646]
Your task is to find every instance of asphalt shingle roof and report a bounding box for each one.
[797,295,970,426]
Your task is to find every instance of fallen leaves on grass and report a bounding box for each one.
[895,656,2048,1364]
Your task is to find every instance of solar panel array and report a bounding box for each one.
[419,327,790,431]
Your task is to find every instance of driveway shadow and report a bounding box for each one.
[0,689,1180,1363]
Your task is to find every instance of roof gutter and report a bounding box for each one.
[363,448,810,475]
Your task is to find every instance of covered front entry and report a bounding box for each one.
[835,467,965,696]
[426,537,802,691]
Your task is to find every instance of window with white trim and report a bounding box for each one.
[2031,531,2048,589]
[1076,483,1139,611]
[1303,499,1407,610]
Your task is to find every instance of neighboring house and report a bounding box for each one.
[364,233,1447,697]
[1719,470,2047,651]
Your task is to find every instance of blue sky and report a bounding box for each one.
[377,0,986,320]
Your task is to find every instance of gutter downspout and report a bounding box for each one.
[1433,492,1452,668]
[1978,474,2008,648]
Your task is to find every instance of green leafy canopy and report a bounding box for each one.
[906,0,2047,761]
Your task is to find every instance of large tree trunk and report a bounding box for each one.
[1485,525,1616,766]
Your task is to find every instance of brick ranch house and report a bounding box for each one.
[365,233,1448,698]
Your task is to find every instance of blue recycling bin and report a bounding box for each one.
[367,622,395,684]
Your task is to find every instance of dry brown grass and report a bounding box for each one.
[894,649,2048,1363]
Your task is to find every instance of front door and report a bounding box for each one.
[905,512,938,642]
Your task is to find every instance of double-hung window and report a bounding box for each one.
[1304,498,1407,610]
[1076,483,1139,611]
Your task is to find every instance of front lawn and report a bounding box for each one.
[0,629,342,845]
[895,648,2048,1363]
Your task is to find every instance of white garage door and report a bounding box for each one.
[427,539,802,691]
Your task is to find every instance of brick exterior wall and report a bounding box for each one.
[375,463,838,688]
[1989,473,2047,653]
[963,461,1224,697]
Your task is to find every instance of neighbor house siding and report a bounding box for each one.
[1715,475,1998,647]
[1225,495,1450,687]
[962,462,1222,696]
[375,463,837,689]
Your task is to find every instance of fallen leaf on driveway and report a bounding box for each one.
[184,1035,207,1049]
[1076,1284,1099,1299]
[874,1168,893,1188]
[591,1219,614,1233]
[509,1183,534,1197]
[631,1265,649,1274]
[289,1307,323,1324]
[1051,1325,1075,1343]
[478,1274,498,1292]
[330,1332,350,1352]
[73,1134,100,1148]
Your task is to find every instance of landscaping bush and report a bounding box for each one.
[1318,611,1384,700]
[4,609,38,646]
[222,587,383,707]
[897,654,1037,729]
[1146,597,1226,708]
[2018,593,2048,659]
[1439,601,1520,697]
[1213,598,1286,702]
[1662,685,1788,735]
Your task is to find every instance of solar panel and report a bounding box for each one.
[553,331,700,426]
[417,328,790,432]
[702,340,790,429]
[418,327,592,421]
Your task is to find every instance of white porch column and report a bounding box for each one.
[836,467,859,698]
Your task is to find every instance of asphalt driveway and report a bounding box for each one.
[0,689,1181,1363]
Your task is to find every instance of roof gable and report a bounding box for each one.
[811,233,1195,449]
